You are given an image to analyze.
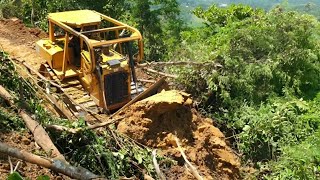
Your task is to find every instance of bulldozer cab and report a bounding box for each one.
[36,10,145,111]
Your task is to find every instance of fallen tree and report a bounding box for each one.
[0,85,64,160]
[0,142,102,180]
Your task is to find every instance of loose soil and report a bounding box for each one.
[0,18,241,179]
[0,18,46,69]
[117,90,241,179]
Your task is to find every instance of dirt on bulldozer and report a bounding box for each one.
[117,90,240,179]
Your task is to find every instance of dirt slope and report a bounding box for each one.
[0,18,46,68]
[117,90,240,179]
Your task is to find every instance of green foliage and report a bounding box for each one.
[171,4,320,178]
[0,107,24,132]
[37,175,50,180]
[233,96,317,161]
[6,172,50,180]
[7,172,23,180]
[193,4,263,29]
[0,0,22,19]
[174,6,320,113]
[265,130,320,179]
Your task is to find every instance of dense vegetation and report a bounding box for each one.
[172,4,320,179]
[1,0,320,179]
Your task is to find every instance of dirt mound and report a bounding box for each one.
[117,90,240,179]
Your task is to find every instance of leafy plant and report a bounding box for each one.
[265,130,320,179]
[233,95,317,161]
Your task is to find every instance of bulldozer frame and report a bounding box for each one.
[36,10,153,113]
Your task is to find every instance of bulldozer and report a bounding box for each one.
[36,10,165,114]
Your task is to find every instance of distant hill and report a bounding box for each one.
[179,0,320,26]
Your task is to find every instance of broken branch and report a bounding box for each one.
[152,150,165,180]
[46,116,125,134]
[138,61,222,68]
[142,68,177,78]
[175,137,203,180]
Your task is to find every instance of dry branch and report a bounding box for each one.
[138,61,223,68]
[141,68,177,78]
[0,142,102,180]
[152,150,165,180]
[46,125,79,134]
[0,85,13,103]
[46,116,124,134]
[88,116,125,130]
[138,79,156,83]
[0,85,64,160]
[13,60,74,120]
[175,137,203,180]
[21,61,61,88]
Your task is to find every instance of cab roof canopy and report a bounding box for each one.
[48,10,101,28]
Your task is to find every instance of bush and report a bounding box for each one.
[0,1,22,19]
[266,130,320,179]
[233,95,318,161]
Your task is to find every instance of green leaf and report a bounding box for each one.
[134,153,143,164]
[243,125,251,131]
[37,175,50,180]
[7,172,23,180]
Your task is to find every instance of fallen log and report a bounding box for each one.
[0,85,64,160]
[0,142,102,180]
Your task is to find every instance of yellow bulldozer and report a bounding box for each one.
[36,10,165,114]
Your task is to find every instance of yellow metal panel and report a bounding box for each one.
[36,39,63,68]
[48,10,101,27]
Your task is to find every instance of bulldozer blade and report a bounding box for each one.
[112,77,168,116]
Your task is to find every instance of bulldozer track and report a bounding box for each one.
[41,63,101,119]
[40,63,144,121]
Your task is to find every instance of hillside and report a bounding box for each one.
[1,1,320,179]
[178,0,320,25]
